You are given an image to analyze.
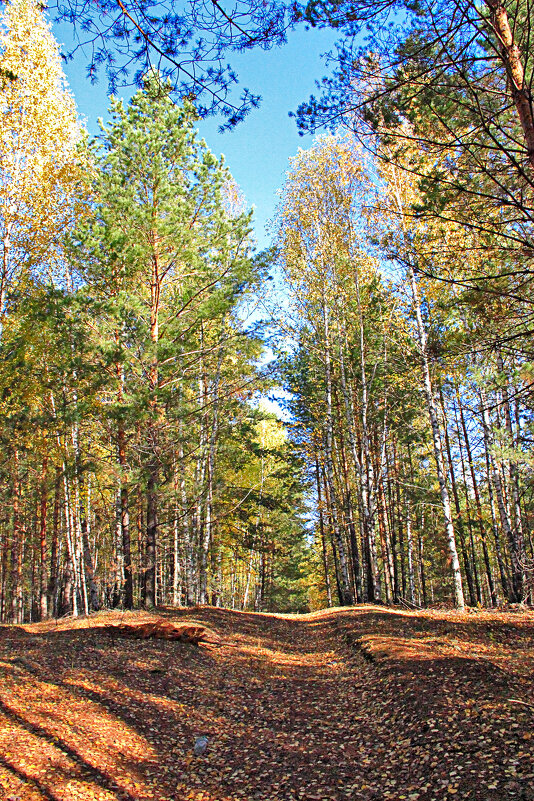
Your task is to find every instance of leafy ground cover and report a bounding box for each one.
[0,605,532,801]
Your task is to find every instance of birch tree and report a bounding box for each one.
[0,0,81,332]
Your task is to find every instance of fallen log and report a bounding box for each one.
[105,621,209,644]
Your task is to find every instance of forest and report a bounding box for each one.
[1,0,534,625]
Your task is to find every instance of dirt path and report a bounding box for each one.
[0,606,533,801]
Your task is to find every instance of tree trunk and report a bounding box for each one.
[322,296,353,605]
[145,469,158,608]
[417,512,427,607]
[145,231,162,609]
[378,472,394,604]
[118,423,133,609]
[486,0,534,171]
[199,334,223,604]
[61,469,79,616]
[11,450,23,624]
[407,261,465,610]
[314,451,333,607]
[481,388,523,601]
[172,502,182,606]
[39,455,49,620]
[481,401,509,600]
[48,466,61,616]
[389,167,464,609]
[353,267,381,602]
[322,464,344,605]
[405,501,415,604]
[73,433,99,613]
[456,390,497,606]
[440,391,477,605]
[498,355,527,600]
[386,459,400,602]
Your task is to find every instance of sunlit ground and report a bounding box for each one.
[0,605,533,801]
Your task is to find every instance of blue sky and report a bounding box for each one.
[54,21,340,249]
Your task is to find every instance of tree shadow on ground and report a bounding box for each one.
[0,605,532,801]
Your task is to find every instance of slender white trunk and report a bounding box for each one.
[62,469,79,616]
[353,265,381,601]
[242,547,255,610]
[407,262,464,609]
[337,338,363,600]
[199,336,224,604]
[390,169,464,610]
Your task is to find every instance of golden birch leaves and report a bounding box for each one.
[0,0,82,298]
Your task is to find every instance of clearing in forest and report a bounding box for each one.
[0,605,532,801]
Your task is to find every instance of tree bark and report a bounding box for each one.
[456,391,497,606]
[145,230,162,609]
[440,391,477,605]
[48,466,61,616]
[11,450,23,623]
[390,166,465,609]
[322,304,353,606]
[405,500,415,604]
[481,388,524,601]
[314,451,333,607]
[408,262,465,609]
[486,0,534,172]
[145,470,158,608]
[39,455,49,620]
[199,335,223,604]
[117,423,133,609]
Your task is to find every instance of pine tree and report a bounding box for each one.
[71,76,254,608]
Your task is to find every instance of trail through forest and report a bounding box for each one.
[0,606,533,801]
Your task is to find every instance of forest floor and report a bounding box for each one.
[0,605,533,801]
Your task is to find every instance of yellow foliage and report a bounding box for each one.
[0,0,82,309]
